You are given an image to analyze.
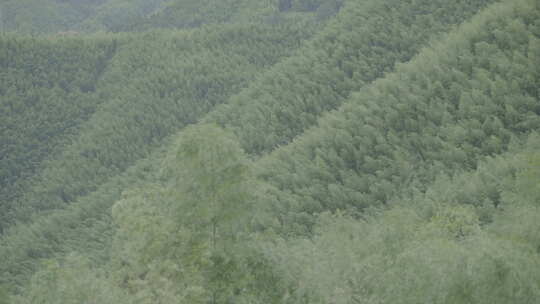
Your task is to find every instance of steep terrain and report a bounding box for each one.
[1,0,539,302]
[0,0,337,34]
[207,0,497,155]
[0,8,317,290]
[0,35,118,228]
[256,0,540,234]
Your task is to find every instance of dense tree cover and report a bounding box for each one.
[261,135,540,303]
[0,15,314,292]
[256,0,540,235]
[0,147,162,293]
[85,0,341,33]
[11,131,540,302]
[108,124,257,303]
[8,125,269,303]
[277,0,341,12]
[0,0,171,34]
[76,0,168,32]
[207,0,496,155]
[0,0,489,281]
[9,21,313,223]
[1,0,86,34]
[0,34,118,231]
[131,0,344,32]
[1,0,539,302]
[119,0,274,32]
[0,0,328,34]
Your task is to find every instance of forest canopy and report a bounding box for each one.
[0,0,539,303]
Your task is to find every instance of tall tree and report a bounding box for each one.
[164,124,252,248]
[111,124,255,303]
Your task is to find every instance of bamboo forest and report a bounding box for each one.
[0,0,539,303]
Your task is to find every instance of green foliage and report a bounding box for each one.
[0,0,322,34]
[0,34,118,231]
[13,254,128,304]
[0,0,164,34]
[9,21,312,224]
[255,0,540,235]
[77,0,168,32]
[427,205,481,240]
[0,153,157,294]
[124,0,272,32]
[0,0,85,34]
[516,153,540,203]
[0,19,313,292]
[208,0,496,155]
[2,0,540,302]
[262,139,540,303]
[163,124,253,238]
[0,285,9,304]
[110,124,256,303]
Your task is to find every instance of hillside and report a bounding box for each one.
[255,0,540,235]
[1,5,317,291]
[0,35,118,228]
[1,0,539,302]
[206,0,496,154]
[0,0,339,34]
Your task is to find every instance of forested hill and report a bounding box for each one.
[0,0,342,34]
[1,0,539,302]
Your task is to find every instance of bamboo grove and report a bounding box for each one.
[0,0,539,303]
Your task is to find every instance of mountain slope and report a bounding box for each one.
[0,20,315,291]
[0,0,510,294]
[9,21,314,223]
[1,0,539,302]
[0,0,329,34]
[255,0,539,235]
[13,0,538,300]
[0,35,119,230]
[207,0,496,155]
[266,134,540,303]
